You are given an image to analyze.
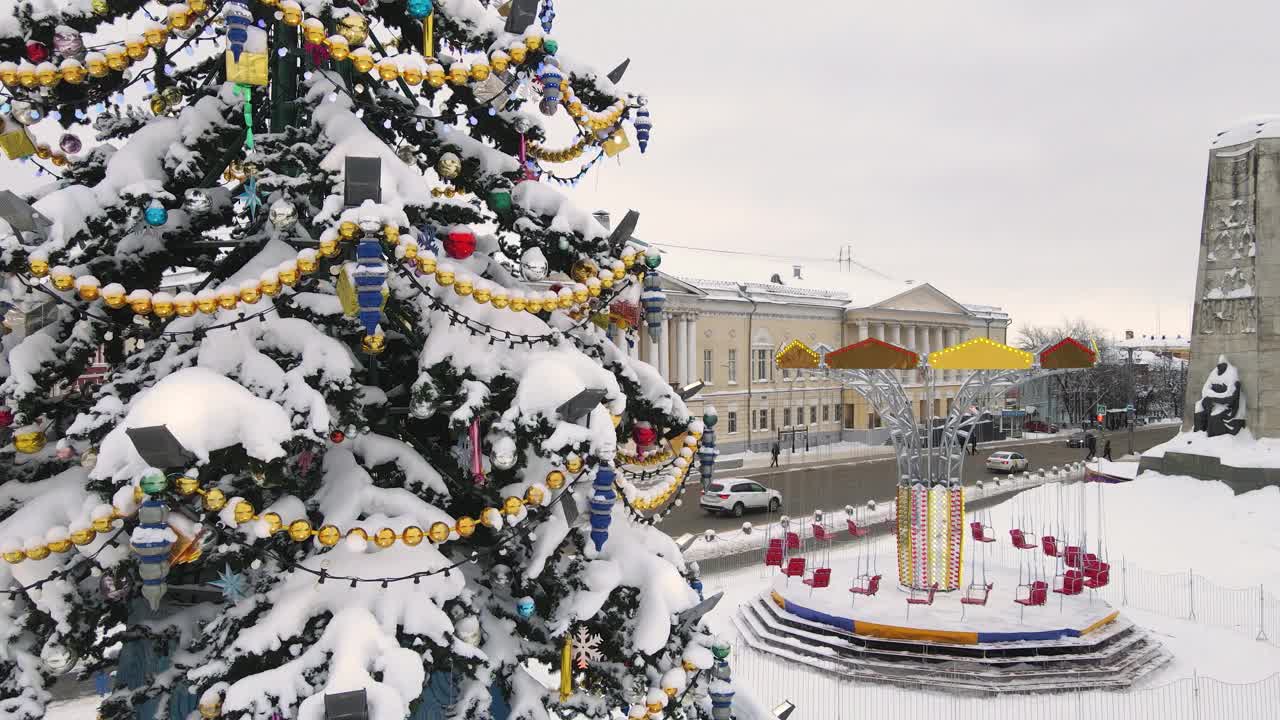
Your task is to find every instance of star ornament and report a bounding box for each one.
[210,563,248,602]
[237,178,263,219]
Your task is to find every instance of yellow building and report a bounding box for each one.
[630,254,1010,454]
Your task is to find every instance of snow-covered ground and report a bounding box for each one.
[698,471,1280,718]
[1145,428,1280,468]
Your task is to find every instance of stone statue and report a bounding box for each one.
[1193,355,1246,437]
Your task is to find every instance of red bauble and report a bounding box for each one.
[0,408,13,428]
[443,229,476,259]
[26,41,49,64]
[330,430,346,443]
[632,424,657,448]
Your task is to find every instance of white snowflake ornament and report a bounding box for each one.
[572,626,603,669]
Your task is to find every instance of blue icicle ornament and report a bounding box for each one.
[698,409,719,483]
[130,498,173,611]
[222,0,253,62]
[589,465,616,551]
[540,0,556,32]
[353,224,389,335]
[539,58,563,116]
[641,272,665,343]
[634,106,652,154]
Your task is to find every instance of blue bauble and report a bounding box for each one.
[516,597,535,619]
[408,0,433,19]
[144,204,168,226]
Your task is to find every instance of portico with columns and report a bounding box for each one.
[635,263,1009,455]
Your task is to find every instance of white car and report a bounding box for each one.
[985,451,1029,473]
[700,479,782,517]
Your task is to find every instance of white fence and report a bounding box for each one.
[730,646,1280,720]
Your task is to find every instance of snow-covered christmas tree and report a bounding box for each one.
[0,1,734,719]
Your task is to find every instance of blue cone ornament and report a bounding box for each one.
[130,498,172,611]
[222,0,253,61]
[634,107,652,154]
[589,466,616,551]
[641,272,665,343]
[539,59,562,115]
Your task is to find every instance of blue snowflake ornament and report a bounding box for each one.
[210,564,248,602]
[237,178,263,219]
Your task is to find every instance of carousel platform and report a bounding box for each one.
[732,566,1170,694]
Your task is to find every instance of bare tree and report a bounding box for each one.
[1014,321,1127,425]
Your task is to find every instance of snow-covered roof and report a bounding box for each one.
[1211,115,1280,150]
[1117,334,1190,351]
[655,245,994,314]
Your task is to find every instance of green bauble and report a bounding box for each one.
[487,188,513,217]
[139,468,167,495]
[544,39,559,55]
[711,640,731,660]
[645,254,662,270]
[703,410,719,428]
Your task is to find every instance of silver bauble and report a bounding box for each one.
[11,102,41,126]
[396,144,418,165]
[79,449,98,470]
[40,642,78,675]
[454,616,481,646]
[519,247,548,281]
[58,133,82,155]
[491,564,512,586]
[268,199,297,230]
[52,26,85,59]
[184,188,212,215]
[436,152,462,179]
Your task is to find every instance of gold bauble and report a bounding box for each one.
[441,518,474,542]
[600,275,614,289]
[25,544,51,561]
[204,488,227,512]
[348,528,368,541]
[566,455,584,473]
[316,525,341,546]
[663,687,678,698]
[503,496,524,516]
[189,0,208,13]
[175,476,199,495]
[70,528,96,546]
[427,66,446,88]
[470,63,491,81]
[233,501,255,524]
[509,295,527,313]
[646,702,663,714]
[572,286,588,303]
[361,334,386,355]
[91,516,113,533]
[143,27,167,48]
[402,526,424,546]
[288,519,312,542]
[260,276,280,296]
[373,527,396,548]
[436,152,462,179]
[454,277,473,296]
[279,264,300,286]
[77,280,101,301]
[472,286,491,304]
[170,8,191,29]
[621,252,636,268]
[47,538,72,554]
[337,14,369,46]
[50,270,75,291]
[29,257,50,277]
[525,486,545,506]
[524,35,542,51]
[558,293,574,309]
[612,265,626,280]
[351,52,375,74]
[508,44,527,64]
[105,50,127,72]
[491,291,510,309]
[427,522,451,544]
[525,296,543,314]
[125,39,147,60]
[298,254,318,274]
[17,67,36,88]
[318,238,340,257]
[682,660,698,672]
[570,260,597,283]
[377,61,399,81]
[546,470,565,489]
[152,296,175,318]
[402,67,423,85]
[447,64,469,86]
[239,284,261,304]
[435,269,455,287]
[382,224,400,244]
[281,5,303,26]
[196,294,218,314]
[328,37,350,62]
[261,512,283,534]
[338,221,359,239]
[491,52,509,73]
[15,430,46,454]
[61,62,87,84]
[417,255,437,274]
[197,702,221,719]
[35,144,52,159]
[36,65,59,87]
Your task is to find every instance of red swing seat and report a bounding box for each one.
[767,538,783,551]
[764,549,783,567]
[1083,564,1110,589]
[1015,581,1049,607]
[969,521,995,543]
[846,519,869,537]
[812,524,834,542]
[906,583,939,606]
[1064,546,1083,569]
[960,582,994,606]
[849,574,881,596]
[1010,528,1037,550]
[1041,536,1064,558]
[785,531,801,550]
[1081,553,1101,574]
[781,557,806,583]
[803,567,832,593]
[1053,569,1085,596]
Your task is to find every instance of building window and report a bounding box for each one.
[727,349,738,383]
[782,367,791,381]
[783,408,791,427]
[727,411,738,434]
[753,349,771,382]
[702,349,713,384]
[757,409,769,430]
[822,404,831,422]
[810,406,818,424]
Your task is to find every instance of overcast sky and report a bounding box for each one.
[549,0,1280,340]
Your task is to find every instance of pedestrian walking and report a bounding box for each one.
[968,431,978,456]
[1103,438,1113,461]
[770,441,780,467]
[1085,433,1096,460]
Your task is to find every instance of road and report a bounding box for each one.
[661,425,1179,536]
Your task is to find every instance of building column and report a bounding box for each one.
[687,313,699,383]
[920,325,932,386]
[856,321,868,344]
[945,327,960,382]
[676,314,690,385]
[871,322,884,342]
[659,313,671,381]
[929,326,944,389]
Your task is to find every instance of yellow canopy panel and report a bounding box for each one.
[1039,337,1097,369]
[928,337,1033,370]
[825,338,919,370]
[775,339,822,369]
